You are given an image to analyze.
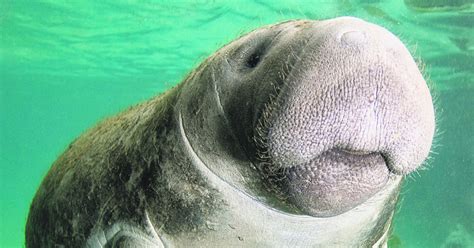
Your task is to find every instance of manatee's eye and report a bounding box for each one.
[244,41,269,69]
[246,52,262,68]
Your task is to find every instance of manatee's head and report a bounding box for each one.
[183,17,435,218]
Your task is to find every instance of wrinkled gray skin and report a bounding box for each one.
[26,17,435,247]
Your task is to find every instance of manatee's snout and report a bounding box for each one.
[248,17,435,217]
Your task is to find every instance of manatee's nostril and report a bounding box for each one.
[340,30,367,46]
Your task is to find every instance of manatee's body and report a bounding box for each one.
[26,17,435,247]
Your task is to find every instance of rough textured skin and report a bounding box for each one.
[26,17,435,247]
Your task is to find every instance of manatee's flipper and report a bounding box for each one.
[86,211,165,248]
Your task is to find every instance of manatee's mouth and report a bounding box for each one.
[258,148,391,217]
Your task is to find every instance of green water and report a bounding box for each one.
[1,1,472,247]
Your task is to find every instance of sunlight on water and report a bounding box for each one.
[1,1,472,247]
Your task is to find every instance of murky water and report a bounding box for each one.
[1,1,472,247]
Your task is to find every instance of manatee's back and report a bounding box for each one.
[25,89,178,247]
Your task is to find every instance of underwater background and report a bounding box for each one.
[1,0,472,247]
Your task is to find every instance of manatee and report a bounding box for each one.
[26,17,435,247]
